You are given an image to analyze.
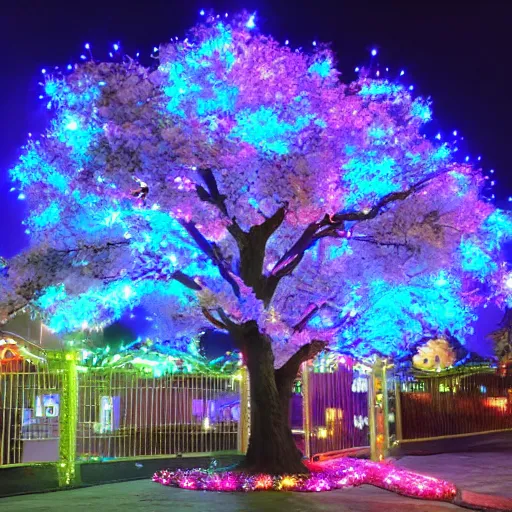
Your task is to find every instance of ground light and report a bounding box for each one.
[153,457,457,500]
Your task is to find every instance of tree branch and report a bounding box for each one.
[275,339,327,380]
[201,308,228,330]
[179,220,241,298]
[215,307,240,331]
[270,173,441,286]
[293,303,324,332]
[227,204,288,305]
[188,169,290,302]
[171,270,202,291]
[351,236,412,250]
[53,240,130,253]
[196,168,228,217]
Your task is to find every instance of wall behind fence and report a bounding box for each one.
[398,369,512,440]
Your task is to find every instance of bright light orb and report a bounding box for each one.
[371,48,378,56]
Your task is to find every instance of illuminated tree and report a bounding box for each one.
[1,13,511,473]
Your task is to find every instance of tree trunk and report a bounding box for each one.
[235,321,307,474]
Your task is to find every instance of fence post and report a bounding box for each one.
[302,362,311,459]
[394,378,403,443]
[58,351,79,487]
[369,358,388,461]
[238,366,250,454]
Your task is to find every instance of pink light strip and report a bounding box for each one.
[153,457,457,500]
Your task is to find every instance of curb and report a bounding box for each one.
[454,490,512,512]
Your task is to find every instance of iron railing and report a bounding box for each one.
[395,368,512,441]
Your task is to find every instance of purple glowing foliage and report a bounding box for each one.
[1,12,510,362]
[152,457,457,500]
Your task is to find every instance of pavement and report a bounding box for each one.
[396,452,512,498]
[0,479,464,512]
[396,452,512,511]
[1,452,511,511]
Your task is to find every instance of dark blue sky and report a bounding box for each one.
[1,0,510,354]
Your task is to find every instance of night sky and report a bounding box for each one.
[1,0,511,353]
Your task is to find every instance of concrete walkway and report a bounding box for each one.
[0,479,464,512]
[397,452,512,498]
[2,452,511,511]
[397,452,512,511]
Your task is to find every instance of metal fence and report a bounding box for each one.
[396,368,512,441]
[0,358,61,465]
[76,370,241,460]
[0,357,243,467]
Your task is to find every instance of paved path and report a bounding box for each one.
[397,452,512,498]
[4,451,512,511]
[0,479,463,512]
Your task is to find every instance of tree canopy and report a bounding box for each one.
[2,12,511,365]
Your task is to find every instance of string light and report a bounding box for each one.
[66,120,78,131]
[153,457,457,499]
[371,48,378,56]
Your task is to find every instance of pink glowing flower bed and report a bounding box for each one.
[153,457,457,501]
